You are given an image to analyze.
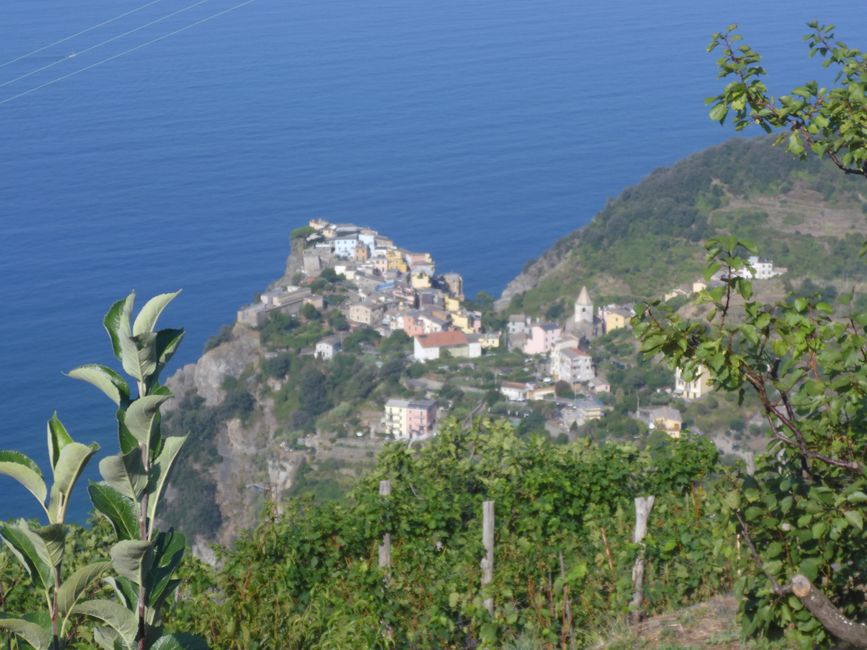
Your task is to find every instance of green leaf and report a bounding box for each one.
[35,524,66,567]
[68,364,131,407]
[147,435,187,524]
[148,633,210,650]
[89,483,139,541]
[57,561,111,617]
[799,557,822,582]
[0,615,52,650]
[73,599,138,647]
[0,522,52,590]
[843,510,863,531]
[149,530,186,608]
[99,454,134,500]
[104,293,135,364]
[110,539,152,586]
[124,394,171,446]
[133,291,181,337]
[0,450,48,510]
[46,413,73,472]
[151,329,185,384]
[48,442,99,524]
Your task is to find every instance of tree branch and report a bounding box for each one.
[792,575,867,649]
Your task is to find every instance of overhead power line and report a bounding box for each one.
[0,0,167,70]
[0,0,256,108]
[0,0,213,90]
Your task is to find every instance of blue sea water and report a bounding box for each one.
[0,0,864,521]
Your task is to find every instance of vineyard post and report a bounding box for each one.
[481,500,494,615]
[378,479,392,571]
[629,495,655,624]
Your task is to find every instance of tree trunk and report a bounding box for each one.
[378,480,391,571]
[792,575,867,649]
[481,500,494,616]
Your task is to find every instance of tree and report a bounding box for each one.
[635,238,867,648]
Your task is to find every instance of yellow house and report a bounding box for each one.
[478,333,500,349]
[386,249,408,273]
[603,310,629,333]
[444,295,461,313]
[411,272,431,290]
[452,312,471,333]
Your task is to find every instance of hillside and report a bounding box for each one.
[498,137,867,315]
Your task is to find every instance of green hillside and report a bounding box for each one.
[503,137,867,315]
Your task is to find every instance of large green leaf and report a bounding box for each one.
[0,615,52,650]
[48,441,99,524]
[132,291,181,337]
[0,450,47,510]
[57,561,111,631]
[90,483,139,540]
[68,364,131,407]
[34,524,66,567]
[104,575,138,610]
[99,454,134,499]
[104,293,135,363]
[73,599,138,647]
[151,329,185,385]
[124,395,171,446]
[127,331,158,381]
[148,530,185,609]
[110,539,152,586]
[147,435,187,525]
[148,633,209,650]
[93,626,125,650]
[0,522,52,590]
[46,413,73,471]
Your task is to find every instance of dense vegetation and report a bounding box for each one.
[510,137,867,315]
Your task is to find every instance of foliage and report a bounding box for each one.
[0,292,206,649]
[635,238,867,648]
[174,419,733,649]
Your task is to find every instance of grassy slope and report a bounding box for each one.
[505,137,867,315]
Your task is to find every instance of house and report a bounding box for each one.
[574,286,593,325]
[637,406,683,438]
[333,234,360,259]
[523,323,562,355]
[444,295,461,313]
[406,252,435,276]
[589,376,611,393]
[348,303,379,326]
[500,381,532,402]
[413,330,479,362]
[384,398,437,439]
[386,249,408,273]
[315,336,342,361]
[477,332,501,349]
[237,288,319,327]
[561,398,605,428]
[411,272,432,290]
[675,366,711,400]
[441,272,464,299]
[370,257,389,274]
[601,306,632,334]
[507,314,529,335]
[558,348,595,384]
[417,310,448,334]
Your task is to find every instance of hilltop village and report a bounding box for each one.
[232,220,785,443]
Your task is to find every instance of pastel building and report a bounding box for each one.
[523,323,562,355]
[384,399,437,439]
[675,366,711,400]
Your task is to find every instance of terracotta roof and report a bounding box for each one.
[417,330,468,348]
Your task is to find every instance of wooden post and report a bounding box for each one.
[378,480,391,571]
[559,551,576,650]
[481,500,494,615]
[629,495,655,624]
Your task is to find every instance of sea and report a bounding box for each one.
[1,0,864,521]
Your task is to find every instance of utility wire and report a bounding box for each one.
[0,0,256,107]
[0,0,167,70]
[0,0,213,90]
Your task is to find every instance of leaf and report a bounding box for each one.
[110,539,152,586]
[148,633,210,650]
[0,615,52,650]
[104,576,138,610]
[0,522,52,590]
[46,413,73,472]
[99,454,135,499]
[35,524,66,567]
[133,291,181,337]
[57,561,111,617]
[48,442,99,524]
[68,364,131,407]
[147,435,187,525]
[104,293,135,363]
[73,599,138,647]
[843,510,863,531]
[124,394,171,446]
[89,483,139,540]
[149,530,186,608]
[0,450,48,510]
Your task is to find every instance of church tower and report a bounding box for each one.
[574,286,593,324]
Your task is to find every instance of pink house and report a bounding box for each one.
[523,323,562,355]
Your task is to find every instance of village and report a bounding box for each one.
[235,219,785,444]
